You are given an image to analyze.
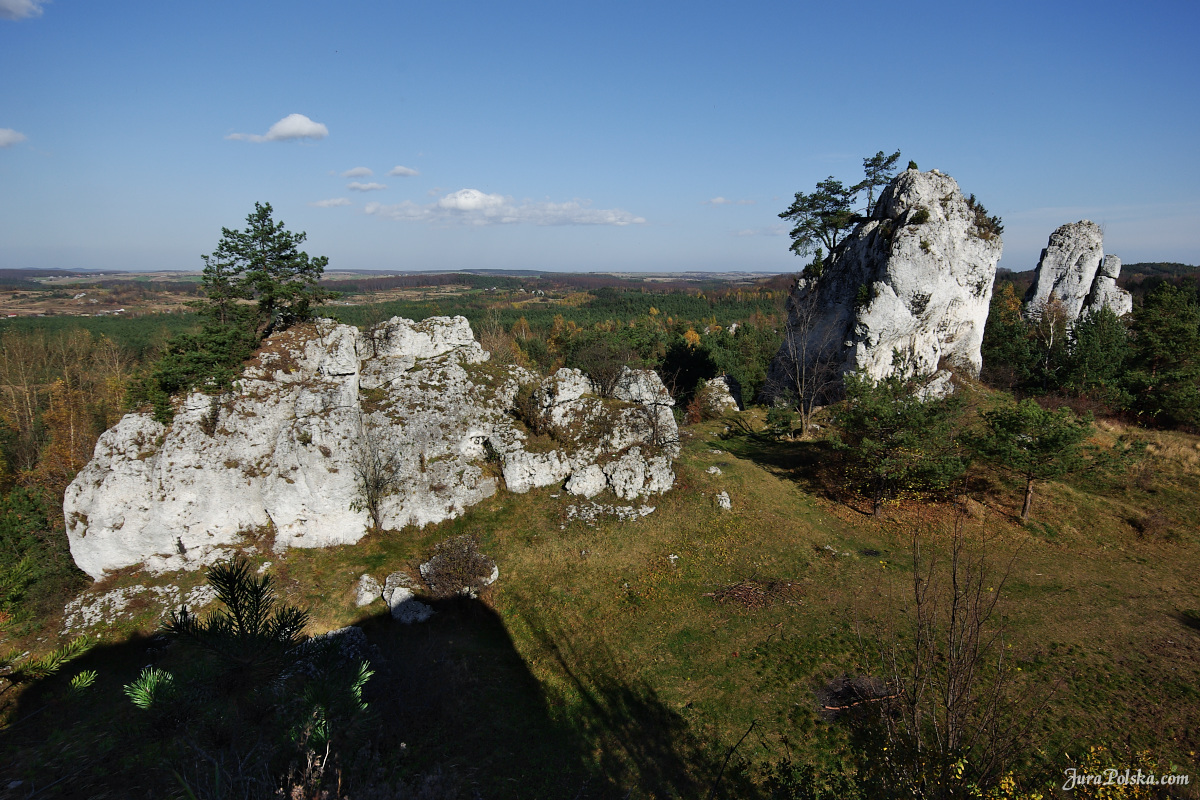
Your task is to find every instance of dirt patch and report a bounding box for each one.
[702,578,803,609]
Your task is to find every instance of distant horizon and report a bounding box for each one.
[3,2,1198,275]
[3,259,1197,279]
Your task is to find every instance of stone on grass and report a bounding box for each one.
[355,574,382,607]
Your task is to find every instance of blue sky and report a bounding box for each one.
[2,0,1197,274]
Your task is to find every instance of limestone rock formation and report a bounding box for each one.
[695,375,743,415]
[766,169,1002,395]
[65,316,678,580]
[1023,220,1133,321]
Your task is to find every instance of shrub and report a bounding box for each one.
[421,535,497,599]
[513,382,550,436]
[910,207,931,225]
[834,356,968,517]
[965,194,1004,239]
[854,284,873,310]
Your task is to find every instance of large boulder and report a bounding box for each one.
[766,169,1001,394]
[65,317,678,580]
[1023,220,1133,322]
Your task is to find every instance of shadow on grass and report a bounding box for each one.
[508,602,765,800]
[1,593,766,799]
[1175,609,1200,634]
[714,427,846,503]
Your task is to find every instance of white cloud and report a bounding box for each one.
[227,113,328,143]
[0,0,46,20]
[388,165,419,177]
[364,188,645,227]
[341,166,373,178]
[347,181,387,192]
[310,197,352,208]
[0,128,27,147]
[706,196,755,206]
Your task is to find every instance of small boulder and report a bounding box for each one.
[716,491,732,510]
[382,571,433,624]
[355,574,382,607]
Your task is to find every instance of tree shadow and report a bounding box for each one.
[1,593,767,799]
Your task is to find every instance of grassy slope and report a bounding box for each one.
[2,413,1199,797]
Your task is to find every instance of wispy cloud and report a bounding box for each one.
[310,197,352,208]
[0,0,46,21]
[734,224,788,237]
[227,113,328,143]
[388,165,419,177]
[341,166,373,178]
[347,181,387,192]
[705,196,755,206]
[0,128,27,147]
[365,188,645,227]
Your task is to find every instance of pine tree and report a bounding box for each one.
[834,356,967,517]
[970,400,1092,522]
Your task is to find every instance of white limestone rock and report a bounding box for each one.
[565,463,607,498]
[1024,221,1132,322]
[696,375,743,414]
[716,491,732,510]
[355,574,382,607]
[766,169,1001,394]
[60,583,218,635]
[601,447,676,500]
[382,572,432,623]
[65,316,679,579]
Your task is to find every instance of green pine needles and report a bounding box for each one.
[833,354,968,517]
[122,557,374,796]
[130,202,334,422]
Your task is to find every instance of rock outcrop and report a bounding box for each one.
[766,169,1002,395]
[695,375,743,414]
[65,316,678,580]
[1023,220,1133,322]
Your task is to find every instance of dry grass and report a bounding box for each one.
[4,415,1200,796]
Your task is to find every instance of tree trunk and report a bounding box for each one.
[873,482,884,518]
[1021,476,1035,522]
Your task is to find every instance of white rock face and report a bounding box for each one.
[1024,221,1133,322]
[696,375,743,414]
[767,169,1002,393]
[65,316,679,580]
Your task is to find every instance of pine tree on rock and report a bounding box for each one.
[209,201,334,337]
